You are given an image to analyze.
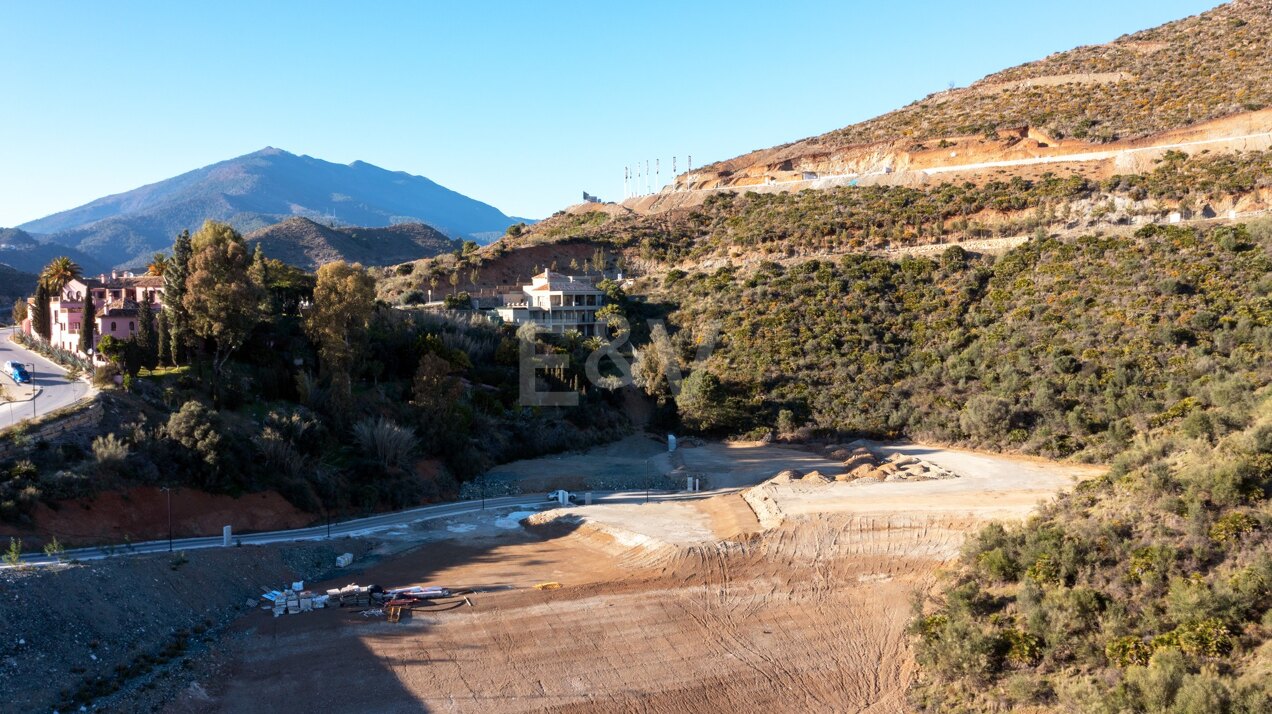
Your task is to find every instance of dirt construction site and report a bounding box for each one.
[129,438,1100,714]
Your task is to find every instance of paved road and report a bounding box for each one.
[0,329,91,430]
[10,489,690,566]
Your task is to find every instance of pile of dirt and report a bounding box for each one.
[770,469,802,484]
[800,470,832,484]
[740,484,785,530]
[0,541,368,713]
[818,443,957,485]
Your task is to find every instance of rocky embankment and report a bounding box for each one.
[0,542,367,712]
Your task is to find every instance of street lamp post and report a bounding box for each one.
[160,486,174,552]
[25,363,35,419]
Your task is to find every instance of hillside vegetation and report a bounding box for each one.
[0,263,37,308]
[245,217,462,270]
[910,399,1272,712]
[651,222,1272,460]
[502,146,1272,266]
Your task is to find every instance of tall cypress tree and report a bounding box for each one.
[164,230,192,364]
[78,289,96,357]
[137,300,158,373]
[32,284,51,340]
[156,309,171,366]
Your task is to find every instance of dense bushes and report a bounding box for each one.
[910,404,1272,712]
[657,222,1272,461]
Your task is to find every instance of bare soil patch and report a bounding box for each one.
[158,441,1102,713]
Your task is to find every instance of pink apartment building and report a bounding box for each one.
[24,272,164,363]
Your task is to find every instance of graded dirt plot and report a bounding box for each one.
[167,442,1102,714]
[173,519,930,714]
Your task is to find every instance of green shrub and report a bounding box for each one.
[1210,511,1259,544]
[1105,635,1152,668]
[1173,619,1233,658]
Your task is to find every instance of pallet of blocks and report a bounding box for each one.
[327,584,372,607]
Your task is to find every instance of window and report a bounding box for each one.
[111,321,116,332]
[129,321,135,332]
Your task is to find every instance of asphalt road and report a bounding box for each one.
[11,489,691,566]
[0,329,90,430]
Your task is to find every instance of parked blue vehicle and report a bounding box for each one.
[3,360,30,384]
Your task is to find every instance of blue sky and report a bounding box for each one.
[0,1,1219,226]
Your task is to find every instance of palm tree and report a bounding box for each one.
[147,252,171,277]
[40,256,82,293]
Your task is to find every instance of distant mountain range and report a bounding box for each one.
[13,147,525,270]
[0,227,102,275]
[244,217,461,271]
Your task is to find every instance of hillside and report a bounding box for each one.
[18,147,521,269]
[0,228,103,276]
[658,0,1271,202]
[244,217,462,270]
[0,263,37,308]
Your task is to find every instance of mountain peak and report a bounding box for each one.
[16,150,519,269]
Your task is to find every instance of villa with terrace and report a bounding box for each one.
[491,270,606,336]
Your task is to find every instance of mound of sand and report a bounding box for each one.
[800,470,833,485]
[770,469,803,484]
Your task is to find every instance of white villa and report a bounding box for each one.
[492,270,606,336]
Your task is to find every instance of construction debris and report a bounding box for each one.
[259,580,459,620]
[326,583,372,607]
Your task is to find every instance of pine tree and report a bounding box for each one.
[164,230,192,364]
[249,243,268,286]
[78,289,96,357]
